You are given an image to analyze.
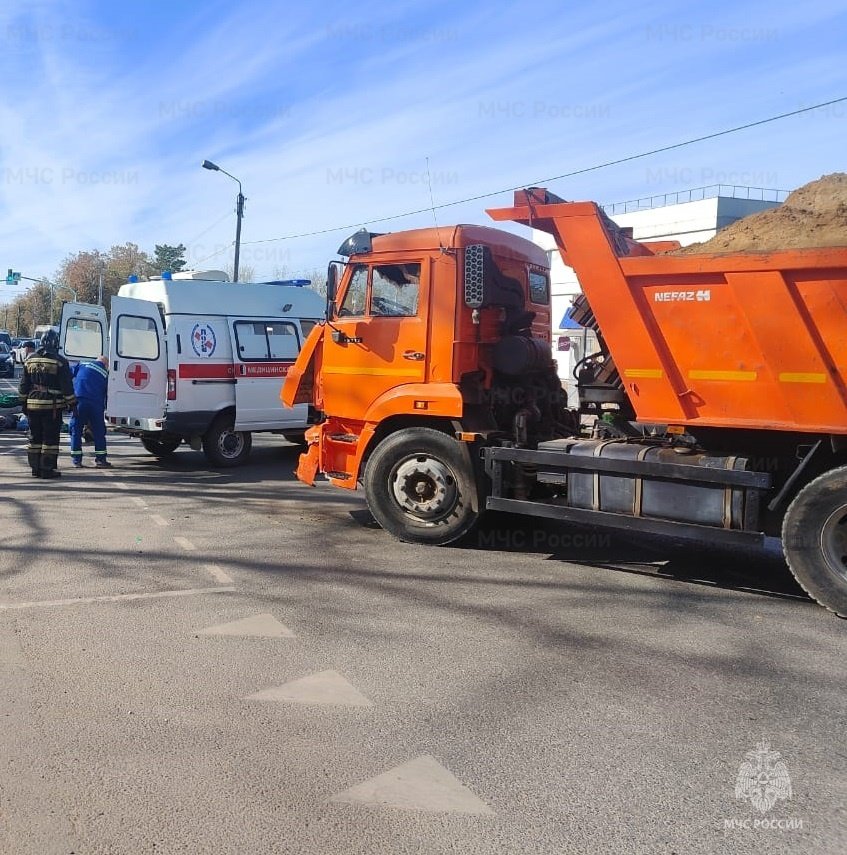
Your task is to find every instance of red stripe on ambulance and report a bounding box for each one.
[179,364,235,379]
[177,362,293,379]
[240,363,294,377]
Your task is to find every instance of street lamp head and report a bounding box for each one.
[201,160,220,171]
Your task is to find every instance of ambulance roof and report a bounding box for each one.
[117,279,326,319]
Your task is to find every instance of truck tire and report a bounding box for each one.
[363,427,480,545]
[141,435,181,458]
[203,415,252,467]
[782,465,847,616]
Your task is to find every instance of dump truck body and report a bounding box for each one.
[284,188,847,616]
[489,193,847,434]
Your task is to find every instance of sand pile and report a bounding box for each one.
[674,172,847,254]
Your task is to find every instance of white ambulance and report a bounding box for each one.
[58,271,324,466]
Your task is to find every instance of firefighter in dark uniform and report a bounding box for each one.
[19,330,77,478]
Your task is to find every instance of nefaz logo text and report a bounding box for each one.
[653,289,711,302]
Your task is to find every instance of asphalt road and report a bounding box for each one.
[0,371,845,854]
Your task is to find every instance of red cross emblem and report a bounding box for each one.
[125,362,150,389]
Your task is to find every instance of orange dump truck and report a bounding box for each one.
[283,188,847,615]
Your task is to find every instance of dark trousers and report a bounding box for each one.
[69,399,107,462]
[27,410,63,473]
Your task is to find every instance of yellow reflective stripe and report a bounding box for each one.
[323,366,423,376]
[623,368,664,379]
[689,370,758,382]
[778,372,827,384]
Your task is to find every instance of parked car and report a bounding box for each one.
[12,339,35,364]
[0,343,15,377]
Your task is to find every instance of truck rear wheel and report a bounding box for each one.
[203,415,252,467]
[363,428,480,545]
[141,435,181,458]
[782,465,847,616]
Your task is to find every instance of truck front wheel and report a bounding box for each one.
[203,415,252,467]
[782,465,847,616]
[363,428,480,545]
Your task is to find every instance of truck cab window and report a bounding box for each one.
[529,271,549,305]
[339,265,368,316]
[370,263,421,316]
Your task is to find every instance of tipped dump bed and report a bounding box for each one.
[489,193,847,434]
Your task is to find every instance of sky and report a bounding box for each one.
[0,0,845,294]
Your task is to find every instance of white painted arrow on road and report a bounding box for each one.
[330,755,495,814]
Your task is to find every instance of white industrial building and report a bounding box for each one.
[533,185,786,400]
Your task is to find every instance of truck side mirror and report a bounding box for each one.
[326,261,340,320]
[464,244,486,308]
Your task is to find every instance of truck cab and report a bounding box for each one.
[284,223,567,541]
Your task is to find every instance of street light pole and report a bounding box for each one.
[33,278,78,325]
[202,159,245,282]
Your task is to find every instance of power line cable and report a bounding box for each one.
[184,209,235,248]
[242,96,847,245]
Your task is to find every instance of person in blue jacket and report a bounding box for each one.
[69,356,112,468]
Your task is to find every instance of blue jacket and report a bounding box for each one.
[72,360,108,405]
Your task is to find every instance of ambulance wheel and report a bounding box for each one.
[203,416,252,467]
[782,465,847,617]
[141,435,181,458]
[363,427,480,545]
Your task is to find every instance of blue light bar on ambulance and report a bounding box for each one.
[263,279,310,287]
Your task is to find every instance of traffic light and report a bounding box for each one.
[5,269,21,284]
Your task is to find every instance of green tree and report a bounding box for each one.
[154,243,187,274]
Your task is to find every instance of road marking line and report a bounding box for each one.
[205,564,234,584]
[130,496,148,508]
[150,514,170,527]
[174,537,197,551]
[113,481,130,490]
[0,587,236,610]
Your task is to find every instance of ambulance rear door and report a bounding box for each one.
[59,302,108,365]
[107,296,167,421]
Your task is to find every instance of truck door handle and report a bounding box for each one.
[403,351,425,361]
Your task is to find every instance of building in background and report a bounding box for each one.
[533,185,787,402]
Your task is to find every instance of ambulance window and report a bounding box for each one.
[370,263,420,316]
[117,315,159,359]
[267,323,298,359]
[234,320,299,360]
[339,265,368,316]
[300,319,318,338]
[65,318,103,360]
[234,322,269,360]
